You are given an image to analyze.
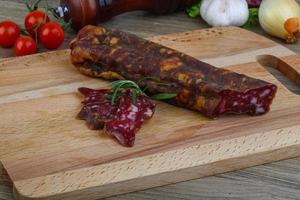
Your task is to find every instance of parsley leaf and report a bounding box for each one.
[243,8,259,28]
[186,0,202,18]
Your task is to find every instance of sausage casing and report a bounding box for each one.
[70,25,277,118]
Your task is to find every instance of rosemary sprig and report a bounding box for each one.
[108,80,147,105]
[151,93,178,100]
[107,79,178,105]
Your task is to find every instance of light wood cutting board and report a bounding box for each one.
[0,27,299,200]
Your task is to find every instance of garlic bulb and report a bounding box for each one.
[200,0,249,27]
[259,0,300,43]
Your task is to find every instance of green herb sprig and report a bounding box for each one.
[242,8,259,28]
[151,93,178,100]
[108,80,146,105]
[107,79,178,105]
[137,76,175,91]
[186,0,202,18]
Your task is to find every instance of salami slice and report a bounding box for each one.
[104,89,155,147]
[78,87,109,104]
[77,88,117,129]
[70,26,277,118]
[77,87,155,146]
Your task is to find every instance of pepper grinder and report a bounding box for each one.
[54,0,197,30]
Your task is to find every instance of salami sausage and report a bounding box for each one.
[70,25,277,118]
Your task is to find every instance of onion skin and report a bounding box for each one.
[285,17,300,43]
[259,0,300,43]
[285,17,300,35]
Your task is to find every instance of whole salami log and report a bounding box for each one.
[70,25,277,118]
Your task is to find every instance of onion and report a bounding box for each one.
[259,0,300,43]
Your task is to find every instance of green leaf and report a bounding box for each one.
[243,8,259,28]
[151,93,177,100]
[111,89,120,105]
[131,89,137,105]
[111,80,139,93]
[186,5,200,18]
[109,79,177,104]
[186,0,202,18]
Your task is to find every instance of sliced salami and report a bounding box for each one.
[77,88,117,129]
[77,87,156,147]
[104,89,155,147]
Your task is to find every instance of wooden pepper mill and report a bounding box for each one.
[54,0,197,30]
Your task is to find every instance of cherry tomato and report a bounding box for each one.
[14,36,37,56]
[24,10,50,37]
[38,22,64,49]
[0,21,20,48]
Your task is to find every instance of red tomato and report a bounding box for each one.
[24,10,50,37]
[0,21,20,48]
[38,22,64,49]
[14,36,37,56]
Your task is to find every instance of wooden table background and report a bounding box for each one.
[1,0,300,199]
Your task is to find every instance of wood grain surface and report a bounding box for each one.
[0,27,300,199]
[1,0,300,200]
[1,28,300,200]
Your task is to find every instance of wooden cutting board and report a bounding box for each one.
[0,27,299,200]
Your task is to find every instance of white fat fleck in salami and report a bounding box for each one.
[144,108,154,118]
[127,105,138,120]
